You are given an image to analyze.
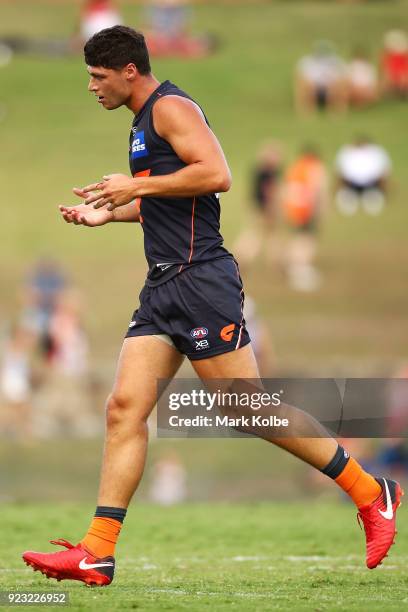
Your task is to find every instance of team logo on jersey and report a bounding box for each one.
[190,327,208,339]
[220,323,235,342]
[131,130,148,159]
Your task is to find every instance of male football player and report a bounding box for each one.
[23,26,402,586]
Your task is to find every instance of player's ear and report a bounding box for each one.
[124,63,138,81]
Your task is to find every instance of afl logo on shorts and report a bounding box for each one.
[190,327,208,339]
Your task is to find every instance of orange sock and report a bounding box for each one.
[81,517,123,558]
[335,457,381,507]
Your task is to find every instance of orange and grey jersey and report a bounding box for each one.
[129,80,230,287]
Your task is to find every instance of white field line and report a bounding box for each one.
[144,588,290,599]
[117,553,408,566]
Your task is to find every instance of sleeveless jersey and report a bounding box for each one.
[129,80,230,286]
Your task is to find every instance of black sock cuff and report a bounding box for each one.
[95,506,127,523]
[321,445,350,479]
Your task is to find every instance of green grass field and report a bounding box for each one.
[2,501,407,611]
[1,0,407,371]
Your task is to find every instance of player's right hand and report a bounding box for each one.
[59,202,113,226]
[59,188,114,226]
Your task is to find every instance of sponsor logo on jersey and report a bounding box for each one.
[190,327,208,339]
[220,323,236,342]
[195,339,209,350]
[131,130,148,159]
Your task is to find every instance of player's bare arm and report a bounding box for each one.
[82,96,232,210]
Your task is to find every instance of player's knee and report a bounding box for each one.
[106,392,133,424]
[105,391,149,431]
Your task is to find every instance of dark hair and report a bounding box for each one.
[84,25,151,74]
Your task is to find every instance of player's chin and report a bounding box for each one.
[102,99,123,111]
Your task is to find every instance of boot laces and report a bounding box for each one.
[49,539,75,549]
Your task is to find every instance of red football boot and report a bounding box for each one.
[357,478,404,569]
[22,539,114,586]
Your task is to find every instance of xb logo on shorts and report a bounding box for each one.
[220,323,236,342]
[195,339,209,350]
[190,327,209,351]
[131,130,148,159]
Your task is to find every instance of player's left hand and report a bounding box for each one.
[82,174,138,211]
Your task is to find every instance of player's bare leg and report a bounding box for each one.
[23,335,184,585]
[191,343,403,568]
[97,336,184,507]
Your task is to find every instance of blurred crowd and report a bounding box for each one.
[234,135,391,292]
[0,259,104,441]
[295,31,408,114]
[0,0,217,61]
[233,31,407,292]
[77,0,217,58]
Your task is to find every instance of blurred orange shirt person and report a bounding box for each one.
[282,151,327,228]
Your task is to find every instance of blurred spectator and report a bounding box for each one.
[30,289,96,439]
[146,0,190,38]
[295,40,348,113]
[20,258,67,360]
[280,145,328,291]
[347,48,378,107]
[48,289,89,377]
[79,0,123,44]
[0,323,35,439]
[381,30,408,99]
[144,0,217,58]
[233,142,283,267]
[377,440,408,478]
[335,136,391,216]
[149,451,187,505]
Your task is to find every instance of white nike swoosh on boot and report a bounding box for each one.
[378,479,394,520]
[79,558,114,570]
